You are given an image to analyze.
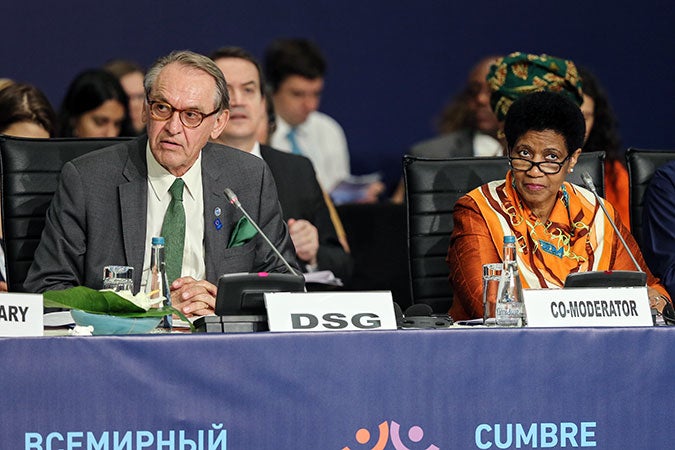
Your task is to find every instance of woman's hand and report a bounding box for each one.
[647,286,669,312]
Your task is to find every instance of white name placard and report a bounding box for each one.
[523,287,652,327]
[0,293,44,336]
[265,291,397,332]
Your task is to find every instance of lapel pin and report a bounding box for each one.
[214,218,223,230]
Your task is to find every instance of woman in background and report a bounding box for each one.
[0,78,14,91]
[0,82,56,138]
[58,69,133,138]
[103,59,146,135]
[579,67,629,226]
[0,82,58,291]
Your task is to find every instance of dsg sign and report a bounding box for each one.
[265,291,397,332]
[291,312,382,330]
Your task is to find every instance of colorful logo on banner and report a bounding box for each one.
[342,420,439,450]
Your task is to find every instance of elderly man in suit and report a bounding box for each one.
[24,50,298,317]
[210,47,352,284]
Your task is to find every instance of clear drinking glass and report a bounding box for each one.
[102,265,134,292]
[482,263,503,326]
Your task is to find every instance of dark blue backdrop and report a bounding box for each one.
[3,1,674,191]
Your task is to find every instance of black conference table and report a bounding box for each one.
[2,326,673,449]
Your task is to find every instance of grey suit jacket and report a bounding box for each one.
[409,129,474,158]
[24,136,299,293]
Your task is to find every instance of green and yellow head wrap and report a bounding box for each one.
[487,52,583,121]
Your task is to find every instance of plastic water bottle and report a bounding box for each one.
[496,235,525,327]
[146,236,172,329]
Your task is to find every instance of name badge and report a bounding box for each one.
[265,291,397,332]
[523,287,652,327]
[0,293,44,336]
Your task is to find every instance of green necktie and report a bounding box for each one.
[161,178,186,283]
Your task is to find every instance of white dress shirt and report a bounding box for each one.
[142,143,206,287]
[473,132,503,157]
[270,111,350,193]
[249,141,262,159]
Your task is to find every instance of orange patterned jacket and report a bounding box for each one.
[447,179,668,320]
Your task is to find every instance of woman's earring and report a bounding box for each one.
[569,168,574,173]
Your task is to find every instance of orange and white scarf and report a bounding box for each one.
[468,171,617,288]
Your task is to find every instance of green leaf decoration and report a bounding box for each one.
[44,286,145,314]
[43,286,195,332]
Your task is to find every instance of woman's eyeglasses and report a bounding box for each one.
[508,154,571,175]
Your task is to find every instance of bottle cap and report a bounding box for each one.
[504,235,515,243]
[152,236,165,245]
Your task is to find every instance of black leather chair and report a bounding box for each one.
[403,151,605,313]
[0,136,132,291]
[625,148,675,248]
[336,203,412,310]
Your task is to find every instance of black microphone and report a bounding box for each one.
[404,304,433,317]
[662,302,675,325]
[224,188,300,277]
[399,303,453,329]
[579,172,675,324]
[581,172,644,273]
[393,302,404,328]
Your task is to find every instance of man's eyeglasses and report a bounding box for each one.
[508,154,571,175]
[147,97,219,128]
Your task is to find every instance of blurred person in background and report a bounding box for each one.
[58,69,133,138]
[0,78,14,90]
[642,160,675,301]
[254,79,351,253]
[104,59,146,135]
[578,66,629,226]
[264,38,384,202]
[211,46,353,283]
[412,56,501,158]
[391,56,501,203]
[0,82,56,138]
[0,81,58,290]
[255,87,277,145]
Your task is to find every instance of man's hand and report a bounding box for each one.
[170,277,217,317]
[361,181,386,203]
[288,218,319,266]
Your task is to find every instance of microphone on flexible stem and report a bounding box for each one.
[579,172,675,325]
[581,172,643,273]
[224,188,300,277]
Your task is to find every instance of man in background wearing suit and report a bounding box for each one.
[24,50,298,317]
[210,47,353,284]
[642,159,675,300]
